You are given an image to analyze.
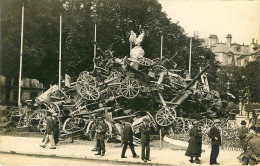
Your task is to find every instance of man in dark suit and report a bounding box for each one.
[95,117,108,156]
[40,113,56,149]
[208,119,222,165]
[139,117,151,162]
[246,130,260,165]
[52,113,59,145]
[121,120,139,158]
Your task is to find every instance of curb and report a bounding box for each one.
[0,151,175,166]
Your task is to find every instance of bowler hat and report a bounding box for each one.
[240,120,247,125]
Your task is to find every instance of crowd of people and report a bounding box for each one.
[39,113,259,165]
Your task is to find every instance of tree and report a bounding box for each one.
[1,0,218,104]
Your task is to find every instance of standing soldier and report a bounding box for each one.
[121,119,139,159]
[139,117,151,162]
[40,113,56,149]
[246,130,260,165]
[185,120,202,164]
[52,113,59,145]
[208,119,221,165]
[95,117,108,156]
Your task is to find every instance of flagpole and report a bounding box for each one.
[160,34,163,60]
[18,3,24,106]
[189,38,192,79]
[58,13,62,89]
[94,23,97,68]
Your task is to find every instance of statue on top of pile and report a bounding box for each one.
[129,30,145,59]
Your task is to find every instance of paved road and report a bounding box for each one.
[0,153,135,166]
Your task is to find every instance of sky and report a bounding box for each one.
[158,0,260,45]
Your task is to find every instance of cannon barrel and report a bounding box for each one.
[112,115,136,121]
[171,64,210,103]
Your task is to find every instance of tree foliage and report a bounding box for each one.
[1,0,217,90]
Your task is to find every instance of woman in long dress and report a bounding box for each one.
[185,120,202,164]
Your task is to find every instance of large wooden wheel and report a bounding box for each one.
[120,78,140,99]
[173,117,185,133]
[86,120,113,142]
[78,86,100,101]
[77,71,97,88]
[62,117,87,131]
[107,71,123,95]
[199,118,214,129]
[183,118,194,133]
[155,107,176,126]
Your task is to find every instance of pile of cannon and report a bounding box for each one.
[10,32,240,149]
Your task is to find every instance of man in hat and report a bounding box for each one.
[185,120,202,164]
[121,119,139,159]
[52,113,59,145]
[238,120,248,148]
[237,120,248,162]
[139,117,151,162]
[208,119,221,165]
[95,116,108,156]
[40,113,56,149]
[246,129,260,165]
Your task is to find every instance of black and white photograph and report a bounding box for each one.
[0,0,259,165]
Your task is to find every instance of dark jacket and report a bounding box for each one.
[46,117,54,135]
[185,127,202,157]
[122,122,133,142]
[139,123,151,143]
[96,121,108,139]
[244,133,256,157]
[247,136,260,160]
[238,126,248,146]
[208,126,221,146]
[53,118,59,136]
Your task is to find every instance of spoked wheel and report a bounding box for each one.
[47,102,60,114]
[78,86,100,100]
[107,71,123,95]
[86,120,113,142]
[62,118,87,131]
[120,78,140,99]
[173,117,185,134]
[77,71,97,88]
[155,107,177,126]
[136,57,154,66]
[183,118,194,133]
[199,118,214,131]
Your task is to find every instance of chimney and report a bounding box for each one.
[226,34,232,47]
[252,38,255,44]
[256,40,258,45]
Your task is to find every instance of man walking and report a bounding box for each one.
[208,119,221,165]
[121,120,139,159]
[95,117,108,156]
[139,117,151,162]
[40,113,56,149]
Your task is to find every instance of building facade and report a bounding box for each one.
[200,34,260,67]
